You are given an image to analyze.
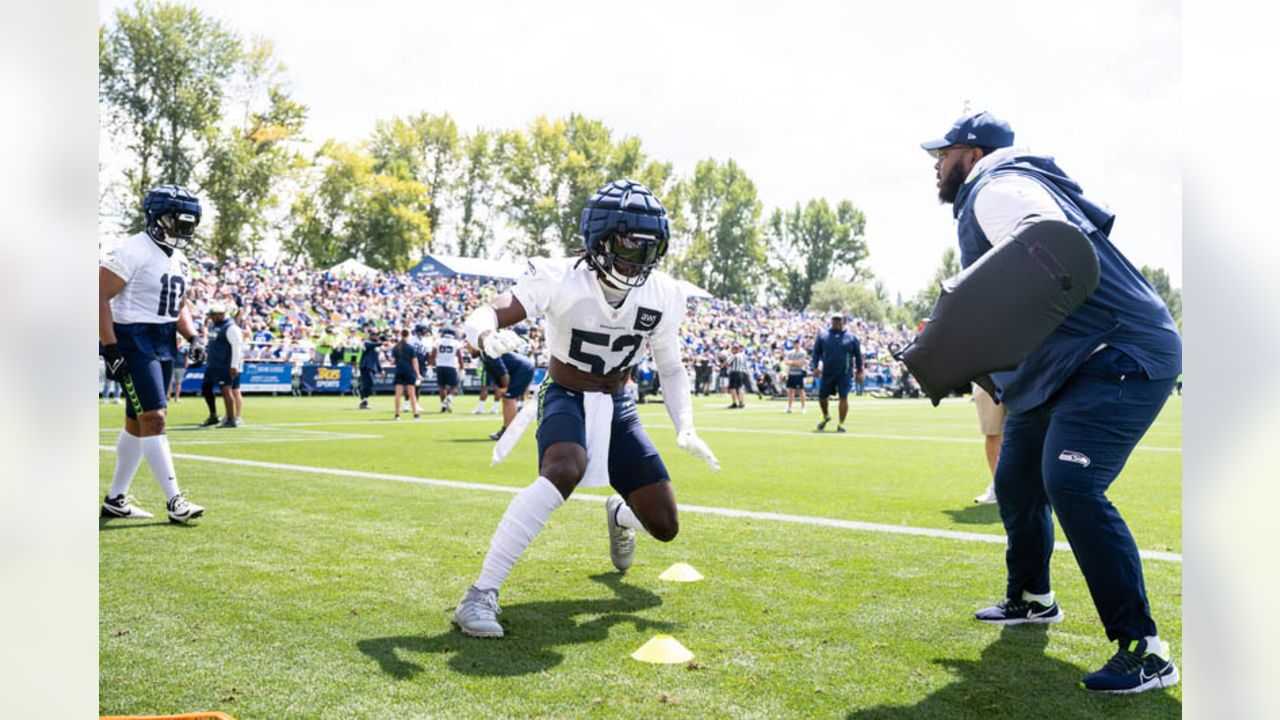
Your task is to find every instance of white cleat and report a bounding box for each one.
[606,494,636,573]
[166,493,204,524]
[452,585,504,638]
[101,494,153,519]
[472,405,485,415]
[974,483,998,505]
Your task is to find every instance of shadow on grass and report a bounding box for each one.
[98,518,193,531]
[447,438,498,444]
[942,504,1002,525]
[358,573,673,678]
[846,626,1180,719]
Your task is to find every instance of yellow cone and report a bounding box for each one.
[631,634,694,664]
[658,562,704,582]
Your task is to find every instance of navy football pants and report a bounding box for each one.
[995,348,1174,642]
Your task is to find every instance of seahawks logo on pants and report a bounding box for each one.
[1058,450,1091,467]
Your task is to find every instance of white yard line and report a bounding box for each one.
[98,446,1182,563]
[224,417,1180,453]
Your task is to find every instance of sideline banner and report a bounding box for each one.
[180,363,293,393]
[301,365,352,393]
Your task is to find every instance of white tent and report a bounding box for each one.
[327,258,379,278]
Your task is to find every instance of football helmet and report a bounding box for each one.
[143,184,201,249]
[580,179,669,288]
[413,322,430,337]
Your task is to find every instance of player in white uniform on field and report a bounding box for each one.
[98,185,206,523]
[429,328,462,413]
[452,179,721,638]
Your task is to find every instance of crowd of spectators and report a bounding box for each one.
[176,254,918,394]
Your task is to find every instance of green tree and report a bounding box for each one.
[495,116,569,257]
[669,158,765,301]
[1140,265,1182,328]
[456,130,497,258]
[285,141,371,268]
[809,277,889,324]
[286,141,431,271]
[99,0,240,230]
[906,247,961,322]
[356,173,433,271]
[368,111,459,243]
[201,39,307,260]
[766,198,869,309]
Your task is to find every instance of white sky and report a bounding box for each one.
[99,0,1181,299]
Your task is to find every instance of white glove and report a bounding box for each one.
[483,329,523,359]
[677,429,720,472]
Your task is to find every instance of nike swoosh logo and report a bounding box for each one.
[1028,606,1056,618]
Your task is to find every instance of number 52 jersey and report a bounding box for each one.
[511,257,687,376]
[100,232,192,325]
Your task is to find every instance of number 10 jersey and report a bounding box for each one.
[100,232,192,325]
[511,257,687,376]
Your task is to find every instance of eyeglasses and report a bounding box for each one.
[932,144,979,161]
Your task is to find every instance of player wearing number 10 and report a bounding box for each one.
[451,179,721,638]
[98,185,205,524]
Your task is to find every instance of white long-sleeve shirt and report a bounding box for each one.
[226,323,245,371]
[967,147,1068,245]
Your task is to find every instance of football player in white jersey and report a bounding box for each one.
[452,179,720,638]
[98,185,206,523]
[429,327,462,413]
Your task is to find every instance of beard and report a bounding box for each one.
[937,161,968,204]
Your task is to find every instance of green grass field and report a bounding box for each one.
[98,392,1182,719]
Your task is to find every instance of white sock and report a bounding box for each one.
[139,435,181,501]
[1144,635,1165,656]
[475,477,564,591]
[1022,589,1055,605]
[614,502,648,534]
[109,429,143,498]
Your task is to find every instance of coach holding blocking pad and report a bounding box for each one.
[923,111,1181,694]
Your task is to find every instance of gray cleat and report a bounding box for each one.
[452,586,504,638]
[606,494,636,573]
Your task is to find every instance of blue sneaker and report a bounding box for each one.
[974,597,1063,625]
[1081,638,1179,694]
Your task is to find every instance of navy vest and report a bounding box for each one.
[952,152,1181,413]
[207,318,235,371]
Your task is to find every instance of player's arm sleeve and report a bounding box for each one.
[651,286,694,435]
[855,339,864,372]
[811,336,822,370]
[228,324,245,370]
[509,257,562,319]
[98,241,135,283]
[973,174,1068,246]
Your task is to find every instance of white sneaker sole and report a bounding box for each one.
[976,611,1064,625]
[1088,664,1180,694]
[451,619,504,638]
[101,506,153,519]
[168,509,204,524]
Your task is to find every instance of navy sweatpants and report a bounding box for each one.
[995,347,1174,642]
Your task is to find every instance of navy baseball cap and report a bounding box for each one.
[921,111,1014,157]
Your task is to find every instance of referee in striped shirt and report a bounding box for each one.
[725,342,750,409]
